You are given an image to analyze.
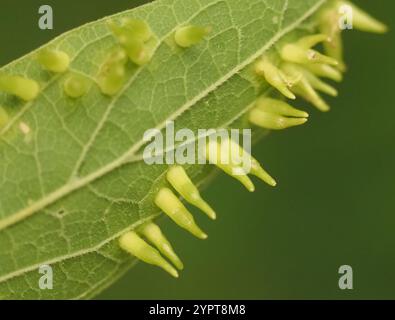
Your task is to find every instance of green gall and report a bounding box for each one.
[205,138,276,190]
[121,18,153,42]
[318,1,387,72]
[137,222,184,270]
[341,1,388,34]
[63,74,90,98]
[227,138,277,187]
[0,75,40,101]
[97,48,128,96]
[97,64,126,96]
[108,19,153,65]
[285,63,338,96]
[174,25,211,48]
[205,138,255,192]
[155,188,208,240]
[167,166,216,220]
[108,18,152,42]
[37,49,70,73]
[249,97,308,130]
[255,97,309,118]
[281,43,339,66]
[119,231,179,278]
[123,38,152,66]
[304,63,343,82]
[302,69,338,97]
[280,34,339,66]
[282,62,331,112]
[255,57,296,100]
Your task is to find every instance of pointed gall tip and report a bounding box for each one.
[252,165,277,186]
[292,110,309,118]
[270,179,277,187]
[348,1,389,34]
[331,71,343,82]
[305,63,344,83]
[160,258,180,277]
[160,244,184,271]
[169,268,179,278]
[331,89,339,97]
[280,117,308,129]
[326,56,339,66]
[381,24,389,34]
[158,256,180,278]
[285,90,296,100]
[236,174,255,192]
[256,57,297,100]
[338,62,347,73]
[263,173,277,187]
[186,220,208,239]
[321,105,331,112]
[189,222,207,240]
[254,169,277,187]
[278,85,296,100]
[312,94,331,112]
[169,255,184,271]
[163,245,184,271]
[167,166,216,221]
[311,51,340,67]
[372,22,389,34]
[196,202,216,220]
[137,222,185,272]
[243,179,255,192]
[277,83,297,100]
[163,246,184,271]
[208,210,217,220]
[199,232,208,240]
[198,200,217,220]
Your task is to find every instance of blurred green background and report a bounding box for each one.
[1,0,394,299]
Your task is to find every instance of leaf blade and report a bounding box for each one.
[0,0,325,299]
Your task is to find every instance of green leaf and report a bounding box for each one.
[0,0,325,299]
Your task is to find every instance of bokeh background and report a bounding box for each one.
[1,0,394,299]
